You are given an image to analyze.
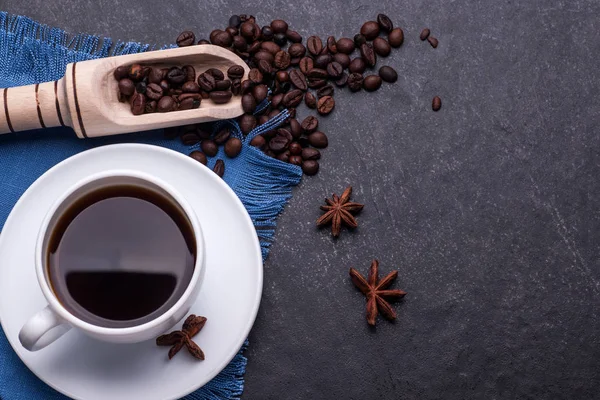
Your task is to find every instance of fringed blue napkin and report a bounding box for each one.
[0,11,302,400]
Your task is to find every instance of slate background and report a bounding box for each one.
[1,0,599,398]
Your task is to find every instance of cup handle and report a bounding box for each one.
[19,306,71,351]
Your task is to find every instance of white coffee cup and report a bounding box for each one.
[18,170,205,351]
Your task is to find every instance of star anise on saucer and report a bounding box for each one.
[349,260,407,326]
[156,314,207,360]
[317,186,364,237]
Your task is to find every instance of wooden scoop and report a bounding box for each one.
[0,45,249,138]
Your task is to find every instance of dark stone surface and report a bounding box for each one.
[3,1,600,399]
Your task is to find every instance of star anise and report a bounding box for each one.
[156,314,207,360]
[316,186,364,237]
[349,260,406,326]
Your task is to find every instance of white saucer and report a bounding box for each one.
[0,144,263,400]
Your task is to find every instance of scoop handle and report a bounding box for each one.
[0,78,71,134]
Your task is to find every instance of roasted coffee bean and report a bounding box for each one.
[180,98,199,110]
[272,93,284,108]
[299,57,314,74]
[196,125,212,139]
[373,37,391,57]
[148,67,165,84]
[135,82,147,94]
[389,28,404,47]
[302,160,319,175]
[242,93,257,113]
[248,68,264,84]
[307,36,323,56]
[205,68,224,81]
[181,132,201,145]
[326,62,343,78]
[118,78,135,96]
[114,65,129,80]
[317,96,335,115]
[215,80,232,91]
[274,51,291,69]
[335,73,348,87]
[317,85,334,98]
[229,15,242,28]
[360,43,377,67]
[333,53,351,69]
[167,67,186,84]
[305,91,317,109]
[301,116,319,133]
[270,19,288,34]
[301,147,321,160]
[225,137,242,158]
[198,73,216,91]
[277,150,291,163]
[325,36,338,54]
[288,43,306,59]
[354,34,367,48]
[128,64,144,80]
[258,115,270,125]
[157,95,174,112]
[427,36,439,48]
[200,91,210,99]
[432,96,442,111]
[287,155,302,166]
[286,30,302,43]
[258,59,273,75]
[130,92,146,115]
[210,90,233,104]
[177,31,195,47]
[239,114,257,134]
[261,26,274,40]
[213,30,233,47]
[159,80,170,94]
[180,65,195,82]
[227,65,245,80]
[269,109,282,119]
[201,140,218,157]
[250,135,266,149]
[349,57,366,74]
[231,79,242,95]
[361,21,380,40]
[240,14,254,23]
[269,134,290,153]
[240,22,256,39]
[308,131,328,148]
[276,70,289,82]
[297,136,310,147]
[145,100,157,113]
[282,89,303,108]
[377,14,394,32]
[289,142,302,155]
[306,68,328,79]
[289,69,307,91]
[178,93,201,102]
[197,39,211,45]
[214,128,231,145]
[213,159,225,178]
[307,78,327,89]
[363,75,382,91]
[226,27,239,37]
[315,54,332,69]
[261,41,281,55]
[181,81,200,93]
[145,83,163,100]
[241,79,254,94]
[336,37,355,54]
[252,84,268,103]
[288,118,302,138]
[273,33,287,46]
[420,28,430,41]
[379,66,398,83]
[190,151,208,165]
[233,35,248,51]
[287,107,297,119]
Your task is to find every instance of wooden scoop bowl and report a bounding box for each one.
[0,45,249,138]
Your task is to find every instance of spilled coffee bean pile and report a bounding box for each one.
[168,13,405,176]
[114,63,245,115]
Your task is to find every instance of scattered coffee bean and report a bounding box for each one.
[114,65,129,80]
[289,118,303,138]
[336,38,355,54]
[269,133,291,152]
[274,33,287,46]
[333,53,351,69]
[198,73,216,91]
[307,36,323,56]
[277,150,291,162]
[305,92,317,109]
[213,159,225,178]
[224,137,243,157]
[427,36,439,48]
[432,96,441,111]
[317,85,334,98]
[239,114,257,134]
[349,57,366,74]
[420,28,430,41]
[363,75,382,91]
[135,82,147,94]
[271,19,289,34]
[288,155,303,166]
[317,96,335,115]
[307,78,328,89]
[315,54,333,69]
[146,83,163,100]
[378,66,398,83]
[157,96,175,112]
[377,14,393,33]
[252,84,268,103]
[373,37,391,57]
[229,15,242,28]
[189,151,208,165]
[360,21,380,40]
[302,147,321,160]
[307,68,328,79]
[181,81,200,93]
[289,69,308,91]
[128,64,144,80]
[360,43,377,67]
[176,31,196,47]
[388,28,404,47]
[250,135,266,149]
[348,73,364,92]
[308,131,328,148]
[327,36,338,54]
[335,73,348,87]
[302,160,319,175]
[227,65,245,80]
[118,79,135,96]
[301,116,319,133]
[283,89,304,108]
[286,30,302,43]
[201,140,219,157]
[242,93,257,113]
[299,57,314,74]
[214,128,231,145]
[327,62,344,78]
[181,132,201,145]
[261,41,281,55]
[167,67,186,84]
[197,39,210,45]
[215,79,231,91]
[354,34,367,48]
[289,142,302,155]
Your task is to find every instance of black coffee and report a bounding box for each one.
[47,185,196,328]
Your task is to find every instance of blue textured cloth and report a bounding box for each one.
[0,11,302,400]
